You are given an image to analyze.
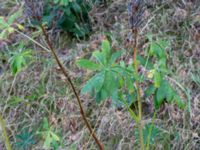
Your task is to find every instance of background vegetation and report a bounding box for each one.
[0,0,200,149]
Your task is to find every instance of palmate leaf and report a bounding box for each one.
[43,131,60,149]
[81,71,105,95]
[76,59,101,70]
[78,40,134,104]
[10,55,26,75]
[38,118,60,149]
[150,40,168,59]
[10,50,32,75]
[15,128,36,149]
[154,80,185,109]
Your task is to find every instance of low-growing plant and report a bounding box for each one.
[37,118,60,150]
[9,43,32,75]
[15,128,36,150]
[41,0,92,38]
[76,36,185,149]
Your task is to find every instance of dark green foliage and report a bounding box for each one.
[43,0,92,38]
[77,38,185,109]
[154,80,185,109]
[77,40,134,104]
[15,128,36,150]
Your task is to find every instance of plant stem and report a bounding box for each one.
[146,112,156,150]
[0,113,12,150]
[40,26,104,150]
[120,95,139,123]
[133,29,144,150]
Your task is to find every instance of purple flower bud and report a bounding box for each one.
[24,0,44,20]
[128,0,145,29]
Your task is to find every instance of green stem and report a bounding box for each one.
[120,95,139,123]
[146,112,156,150]
[0,113,12,150]
[133,29,144,150]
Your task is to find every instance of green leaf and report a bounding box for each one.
[137,55,154,70]
[101,40,111,63]
[59,0,69,6]
[15,128,36,149]
[154,80,183,109]
[109,51,122,65]
[126,76,134,93]
[71,2,81,13]
[154,79,185,109]
[10,55,25,75]
[145,85,156,97]
[104,71,118,95]
[93,51,105,65]
[158,58,166,69]
[43,132,52,148]
[81,71,105,94]
[154,91,164,109]
[96,88,108,103]
[173,95,185,109]
[150,41,166,59]
[154,71,161,88]
[154,80,169,109]
[76,59,101,70]
[157,40,170,50]
[50,131,60,141]
[43,118,49,130]
[9,47,32,75]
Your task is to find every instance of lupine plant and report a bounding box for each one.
[76,0,185,149]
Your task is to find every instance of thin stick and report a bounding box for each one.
[40,25,104,150]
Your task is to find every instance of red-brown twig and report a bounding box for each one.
[40,25,104,150]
